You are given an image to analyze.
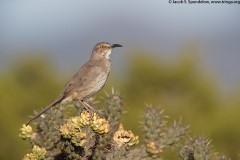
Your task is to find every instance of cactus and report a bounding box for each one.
[20,90,230,160]
[179,136,231,160]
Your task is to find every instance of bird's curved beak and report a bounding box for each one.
[111,44,123,48]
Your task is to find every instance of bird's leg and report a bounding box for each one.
[78,100,96,118]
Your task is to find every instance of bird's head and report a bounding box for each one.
[91,42,122,60]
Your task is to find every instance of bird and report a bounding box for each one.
[26,42,122,125]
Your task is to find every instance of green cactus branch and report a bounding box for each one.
[19,90,230,160]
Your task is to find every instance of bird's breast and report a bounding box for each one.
[82,59,111,98]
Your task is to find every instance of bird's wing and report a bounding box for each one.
[62,60,101,98]
[62,70,83,96]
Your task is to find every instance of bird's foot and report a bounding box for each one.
[84,106,96,119]
[79,100,97,118]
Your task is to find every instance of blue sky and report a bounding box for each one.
[0,1,240,92]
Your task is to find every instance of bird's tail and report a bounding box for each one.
[26,95,64,126]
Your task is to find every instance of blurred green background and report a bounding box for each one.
[1,1,240,160]
[1,49,240,159]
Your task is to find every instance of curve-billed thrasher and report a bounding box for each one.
[26,42,122,125]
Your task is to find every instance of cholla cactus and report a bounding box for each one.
[180,136,212,160]
[113,124,139,147]
[20,90,230,160]
[19,124,33,140]
[143,105,167,143]
[23,145,46,160]
[179,136,231,160]
[91,113,110,134]
[142,105,188,159]
[59,111,110,149]
[59,120,87,147]
[102,88,124,133]
[146,141,163,155]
